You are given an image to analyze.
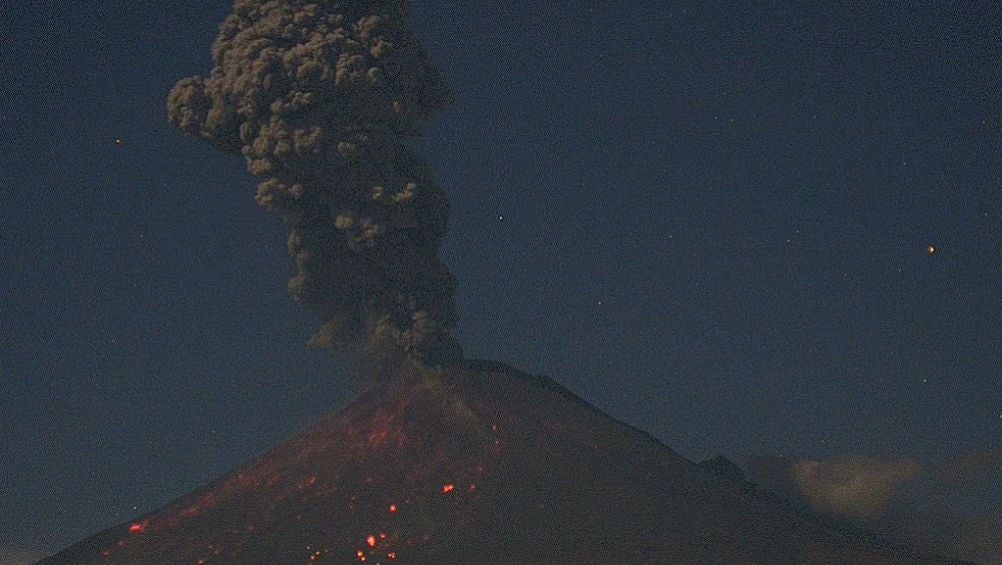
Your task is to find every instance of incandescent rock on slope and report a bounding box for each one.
[42,362,951,564]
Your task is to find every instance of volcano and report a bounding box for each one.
[41,362,953,564]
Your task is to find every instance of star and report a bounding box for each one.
[926,244,936,256]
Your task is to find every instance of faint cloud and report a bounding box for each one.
[790,455,921,520]
[939,449,1002,490]
[744,452,1001,563]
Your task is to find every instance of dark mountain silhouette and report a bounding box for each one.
[40,362,960,564]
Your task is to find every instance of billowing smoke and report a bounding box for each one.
[167,0,461,369]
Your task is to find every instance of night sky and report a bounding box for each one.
[3,1,1000,560]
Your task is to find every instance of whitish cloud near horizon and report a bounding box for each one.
[790,455,921,520]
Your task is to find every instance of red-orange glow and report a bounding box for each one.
[442,484,455,494]
[366,535,377,548]
[367,428,389,446]
[388,504,398,513]
[178,492,218,520]
[128,524,144,534]
[356,549,367,562]
[387,551,397,560]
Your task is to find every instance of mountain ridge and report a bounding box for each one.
[39,361,965,564]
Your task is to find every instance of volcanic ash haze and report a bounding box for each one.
[167,0,461,370]
[40,363,953,564]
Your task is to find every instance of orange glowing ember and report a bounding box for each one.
[366,535,377,548]
[128,524,144,534]
[442,484,455,494]
[388,504,398,513]
[356,549,367,562]
[387,551,397,560]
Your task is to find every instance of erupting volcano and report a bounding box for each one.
[40,362,943,564]
[34,1,968,563]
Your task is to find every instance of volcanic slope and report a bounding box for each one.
[41,361,955,564]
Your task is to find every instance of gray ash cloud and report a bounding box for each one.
[167,0,461,369]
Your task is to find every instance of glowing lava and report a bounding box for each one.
[38,362,927,564]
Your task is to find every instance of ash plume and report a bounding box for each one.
[167,0,461,368]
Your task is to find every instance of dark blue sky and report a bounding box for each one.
[2,1,1000,557]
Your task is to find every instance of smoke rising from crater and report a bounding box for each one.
[167,0,461,368]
